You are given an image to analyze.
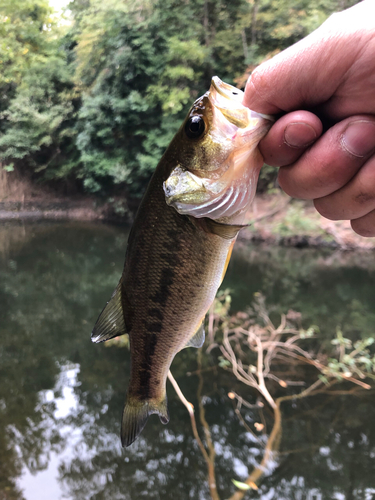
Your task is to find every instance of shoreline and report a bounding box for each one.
[1,193,374,251]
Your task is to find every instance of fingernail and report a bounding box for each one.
[284,122,318,148]
[341,120,375,157]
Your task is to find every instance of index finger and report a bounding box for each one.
[259,111,322,167]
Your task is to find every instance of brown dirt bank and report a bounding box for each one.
[0,168,115,221]
[0,200,109,221]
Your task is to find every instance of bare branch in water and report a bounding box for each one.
[167,368,220,500]
[214,292,374,498]
[172,291,374,499]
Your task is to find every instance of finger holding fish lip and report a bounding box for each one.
[277,116,375,200]
[257,111,323,167]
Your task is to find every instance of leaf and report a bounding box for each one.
[218,358,231,368]
[232,479,258,491]
[318,374,329,386]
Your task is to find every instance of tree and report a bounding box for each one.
[72,0,208,193]
[0,0,53,118]
[0,0,363,196]
[0,0,80,182]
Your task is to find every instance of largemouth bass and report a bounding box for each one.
[91,77,272,447]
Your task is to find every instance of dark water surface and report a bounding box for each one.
[1,221,375,500]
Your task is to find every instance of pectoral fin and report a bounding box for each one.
[200,217,247,240]
[91,281,127,343]
[185,322,205,349]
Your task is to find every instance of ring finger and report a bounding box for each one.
[314,154,375,221]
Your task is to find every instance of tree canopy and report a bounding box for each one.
[0,0,361,197]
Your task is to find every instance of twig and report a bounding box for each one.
[227,399,282,500]
[233,408,265,447]
[167,369,220,500]
[167,371,206,456]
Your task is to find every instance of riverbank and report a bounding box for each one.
[244,193,375,251]
[0,170,374,250]
[0,169,114,221]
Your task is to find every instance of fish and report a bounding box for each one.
[91,76,273,447]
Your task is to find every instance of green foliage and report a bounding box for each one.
[72,0,211,193]
[0,1,81,179]
[272,202,326,238]
[0,0,363,196]
[0,56,79,178]
[326,328,375,381]
[0,0,54,112]
[73,3,171,192]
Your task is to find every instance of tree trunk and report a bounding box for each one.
[250,0,259,55]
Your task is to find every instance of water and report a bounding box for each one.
[1,221,375,500]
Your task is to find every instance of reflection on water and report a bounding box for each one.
[1,221,375,499]
[20,365,80,500]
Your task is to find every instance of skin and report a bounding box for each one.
[243,0,375,237]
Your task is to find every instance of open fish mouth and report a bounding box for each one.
[163,167,209,205]
[209,76,273,126]
[164,77,274,223]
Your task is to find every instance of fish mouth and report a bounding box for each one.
[211,76,243,102]
[163,167,210,206]
[210,76,274,126]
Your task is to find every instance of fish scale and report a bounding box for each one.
[91,77,273,447]
[124,165,231,398]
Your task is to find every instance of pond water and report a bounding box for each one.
[1,221,375,500]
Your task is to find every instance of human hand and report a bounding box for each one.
[244,0,375,237]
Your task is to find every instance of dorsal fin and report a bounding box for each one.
[185,322,205,349]
[91,281,127,343]
[199,217,247,240]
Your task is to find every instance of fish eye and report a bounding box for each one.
[185,116,205,139]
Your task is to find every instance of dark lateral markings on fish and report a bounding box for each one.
[91,76,274,447]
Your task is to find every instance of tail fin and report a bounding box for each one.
[121,396,169,447]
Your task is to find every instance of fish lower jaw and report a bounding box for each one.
[163,167,209,205]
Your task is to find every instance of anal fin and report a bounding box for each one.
[91,281,127,343]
